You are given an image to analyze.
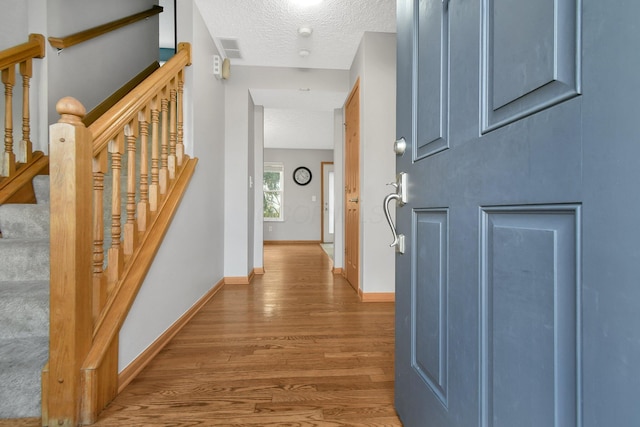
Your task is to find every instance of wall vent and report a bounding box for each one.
[218,38,243,59]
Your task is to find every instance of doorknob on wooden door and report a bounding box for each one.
[348,197,359,203]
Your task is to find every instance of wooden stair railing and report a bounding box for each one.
[0,34,46,192]
[44,42,195,427]
[48,5,163,50]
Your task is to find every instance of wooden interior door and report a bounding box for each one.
[344,81,360,291]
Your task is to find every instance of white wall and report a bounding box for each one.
[119,0,226,371]
[224,65,349,277]
[349,32,397,294]
[263,148,334,241]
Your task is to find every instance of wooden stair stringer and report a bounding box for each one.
[0,152,48,205]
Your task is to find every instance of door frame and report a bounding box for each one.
[344,79,360,292]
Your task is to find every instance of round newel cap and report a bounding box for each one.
[56,97,86,124]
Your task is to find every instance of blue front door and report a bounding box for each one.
[395,0,640,426]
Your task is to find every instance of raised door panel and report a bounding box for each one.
[480,206,580,427]
[415,0,449,160]
[481,0,580,132]
[412,209,449,405]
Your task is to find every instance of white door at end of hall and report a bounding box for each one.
[322,163,335,243]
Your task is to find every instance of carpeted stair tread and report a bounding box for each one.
[0,175,51,419]
[0,336,48,418]
[0,239,49,282]
[0,204,50,239]
[0,280,49,340]
[32,175,49,204]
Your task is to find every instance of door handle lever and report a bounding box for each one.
[384,192,405,254]
[383,172,408,254]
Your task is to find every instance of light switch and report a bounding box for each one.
[312,195,316,202]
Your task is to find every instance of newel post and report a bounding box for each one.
[47,97,93,427]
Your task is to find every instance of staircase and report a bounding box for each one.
[0,175,50,418]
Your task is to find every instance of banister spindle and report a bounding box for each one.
[149,97,159,212]
[159,88,169,194]
[177,70,184,166]
[2,66,16,176]
[168,79,177,179]
[19,59,33,163]
[123,120,138,256]
[107,133,124,285]
[92,151,107,322]
[137,108,150,231]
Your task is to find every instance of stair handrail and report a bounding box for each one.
[89,42,190,155]
[0,33,45,70]
[48,5,163,50]
[46,42,195,427]
[0,34,45,180]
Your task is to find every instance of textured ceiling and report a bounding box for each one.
[193,0,397,149]
[195,0,397,70]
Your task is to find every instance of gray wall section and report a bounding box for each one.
[332,108,345,268]
[0,0,28,49]
[263,148,333,242]
[253,106,265,269]
[247,95,256,273]
[46,0,159,123]
[349,32,397,294]
[119,0,226,371]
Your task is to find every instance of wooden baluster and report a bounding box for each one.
[19,59,33,163]
[137,107,150,231]
[123,120,138,256]
[177,70,184,166]
[92,151,107,322]
[2,66,16,176]
[149,97,159,212]
[159,87,169,194]
[107,133,124,285]
[168,79,177,179]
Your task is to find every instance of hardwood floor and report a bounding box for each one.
[0,244,401,426]
[97,243,401,426]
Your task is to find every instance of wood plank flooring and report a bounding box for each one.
[1,244,402,426]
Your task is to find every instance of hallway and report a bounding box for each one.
[90,243,401,425]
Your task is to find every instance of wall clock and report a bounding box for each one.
[293,166,312,186]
